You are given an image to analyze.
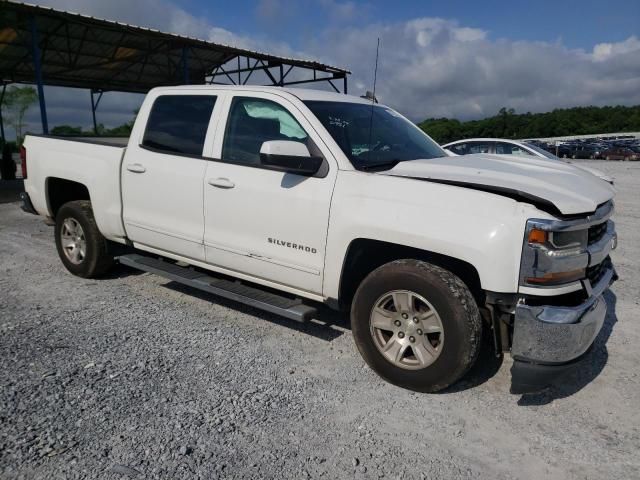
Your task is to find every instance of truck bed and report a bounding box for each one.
[22,134,128,241]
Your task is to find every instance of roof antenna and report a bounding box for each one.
[366,37,380,162]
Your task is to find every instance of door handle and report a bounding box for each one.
[208,177,235,189]
[126,163,146,173]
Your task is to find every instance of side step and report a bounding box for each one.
[117,254,317,322]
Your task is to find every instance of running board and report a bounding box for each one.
[117,254,317,322]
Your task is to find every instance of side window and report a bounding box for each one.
[222,97,310,166]
[495,142,513,154]
[449,143,469,155]
[468,142,491,154]
[142,95,216,156]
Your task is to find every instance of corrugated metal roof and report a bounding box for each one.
[0,1,349,93]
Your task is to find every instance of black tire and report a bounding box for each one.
[54,200,113,278]
[351,259,482,392]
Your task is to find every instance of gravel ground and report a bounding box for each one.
[1,160,639,479]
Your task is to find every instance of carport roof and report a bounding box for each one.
[0,1,350,93]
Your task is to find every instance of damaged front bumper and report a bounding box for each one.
[510,263,616,394]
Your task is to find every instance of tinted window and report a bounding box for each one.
[142,95,216,156]
[222,97,309,165]
[495,142,513,154]
[449,143,469,155]
[468,142,491,154]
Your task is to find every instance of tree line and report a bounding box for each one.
[418,105,640,144]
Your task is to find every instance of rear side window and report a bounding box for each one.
[222,97,309,166]
[468,142,491,154]
[142,95,216,156]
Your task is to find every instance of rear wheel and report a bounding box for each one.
[351,259,482,392]
[55,200,113,278]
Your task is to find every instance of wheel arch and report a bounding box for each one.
[46,177,91,218]
[336,238,483,310]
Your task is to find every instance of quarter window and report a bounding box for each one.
[222,97,310,166]
[142,95,216,156]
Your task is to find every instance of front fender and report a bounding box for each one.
[323,171,544,299]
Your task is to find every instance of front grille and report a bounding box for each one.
[588,222,607,245]
[586,257,610,285]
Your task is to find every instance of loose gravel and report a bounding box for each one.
[1,160,639,479]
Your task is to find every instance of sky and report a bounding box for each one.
[14,0,640,134]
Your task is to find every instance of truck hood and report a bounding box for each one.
[570,163,613,184]
[381,154,615,215]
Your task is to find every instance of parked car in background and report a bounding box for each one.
[597,147,639,161]
[568,144,601,159]
[442,138,612,183]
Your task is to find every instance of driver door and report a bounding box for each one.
[202,92,337,294]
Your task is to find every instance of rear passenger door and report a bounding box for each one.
[122,92,221,261]
[202,92,337,294]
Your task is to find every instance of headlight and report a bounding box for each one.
[527,228,587,256]
[520,221,589,287]
[520,201,615,289]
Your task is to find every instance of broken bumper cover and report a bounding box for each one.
[510,263,616,394]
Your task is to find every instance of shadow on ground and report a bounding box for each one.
[161,279,349,342]
[517,290,618,406]
[441,327,505,393]
[0,179,24,204]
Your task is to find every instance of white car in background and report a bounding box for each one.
[443,138,613,184]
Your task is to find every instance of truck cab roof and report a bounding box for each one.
[148,84,376,105]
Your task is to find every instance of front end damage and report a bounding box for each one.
[488,201,618,394]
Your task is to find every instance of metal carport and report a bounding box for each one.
[0,0,350,137]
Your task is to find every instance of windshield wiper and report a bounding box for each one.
[357,159,403,172]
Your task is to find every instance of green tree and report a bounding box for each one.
[1,86,38,145]
[419,105,640,143]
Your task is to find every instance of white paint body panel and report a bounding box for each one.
[202,90,337,294]
[385,154,615,215]
[22,135,127,241]
[322,170,547,297]
[22,85,615,304]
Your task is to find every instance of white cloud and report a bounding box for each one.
[311,18,640,120]
[592,35,640,61]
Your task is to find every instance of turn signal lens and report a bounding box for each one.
[528,228,547,245]
[525,269,585,285]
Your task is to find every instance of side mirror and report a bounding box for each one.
[259,140,323,176]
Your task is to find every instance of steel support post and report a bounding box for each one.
[30,16,48,134]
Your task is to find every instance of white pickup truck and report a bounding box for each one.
[20,85,618,394]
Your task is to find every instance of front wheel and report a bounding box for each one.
[55,200,114,278]
[351,259,482,392]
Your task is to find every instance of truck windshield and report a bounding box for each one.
[304,100,446,170]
